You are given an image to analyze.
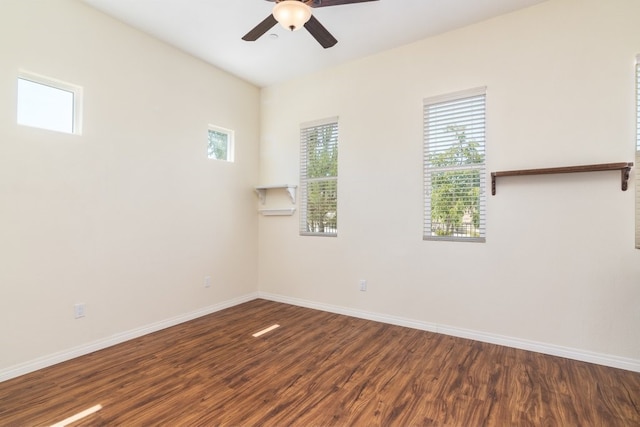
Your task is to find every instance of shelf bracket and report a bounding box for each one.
[255,188,267,205]
[491,173,496,196]
[621,164,632,191]
[285,186,296,204]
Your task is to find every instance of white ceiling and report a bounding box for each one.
[82,0,547,88]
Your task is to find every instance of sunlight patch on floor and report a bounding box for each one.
[50,404,103,427]
[252,324,280,337]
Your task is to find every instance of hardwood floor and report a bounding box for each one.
[1,299,639,426]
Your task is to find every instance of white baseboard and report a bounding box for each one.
[4,290,638,383]
[258,291,640,373]
[0,292,259,383]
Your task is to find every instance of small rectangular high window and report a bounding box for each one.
[17,72,82,135]
[208,125,234,162]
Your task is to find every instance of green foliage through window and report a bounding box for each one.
[300,119,338,236]
[208,128,231,161]
[424,90,486,241]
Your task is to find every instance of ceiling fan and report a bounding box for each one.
[242,0,379,49]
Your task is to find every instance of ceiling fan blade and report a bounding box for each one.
[264,0,378,8]
[304,15,337,48]
[242,14,278,41]
[307,0,379,8]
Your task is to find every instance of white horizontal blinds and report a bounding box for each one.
[635,55,640,249]
[300,117,339,236]
[424,87,486,242]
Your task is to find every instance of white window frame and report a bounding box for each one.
[423,87,487,243]
[17,71,82,135]
[207,125,234,162]
[300,117,339,237]
[635,55,640,249]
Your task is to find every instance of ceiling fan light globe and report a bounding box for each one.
[273,1,312,31]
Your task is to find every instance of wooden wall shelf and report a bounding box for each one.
[491,162,633,195]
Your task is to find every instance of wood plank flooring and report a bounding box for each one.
[1,299,639,426]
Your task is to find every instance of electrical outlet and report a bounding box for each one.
[74,303,85,319]
[359,279,367,292]
[204,276,211,288]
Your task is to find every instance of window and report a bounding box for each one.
[300,117,338,236]
[423,87,486,242]
[208,126,234,162]
[17,71,82,134]
[635,55,640,249]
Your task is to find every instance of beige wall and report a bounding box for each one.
[0,0,260,372]
[259,0,640,362]
[2,0,639,378]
